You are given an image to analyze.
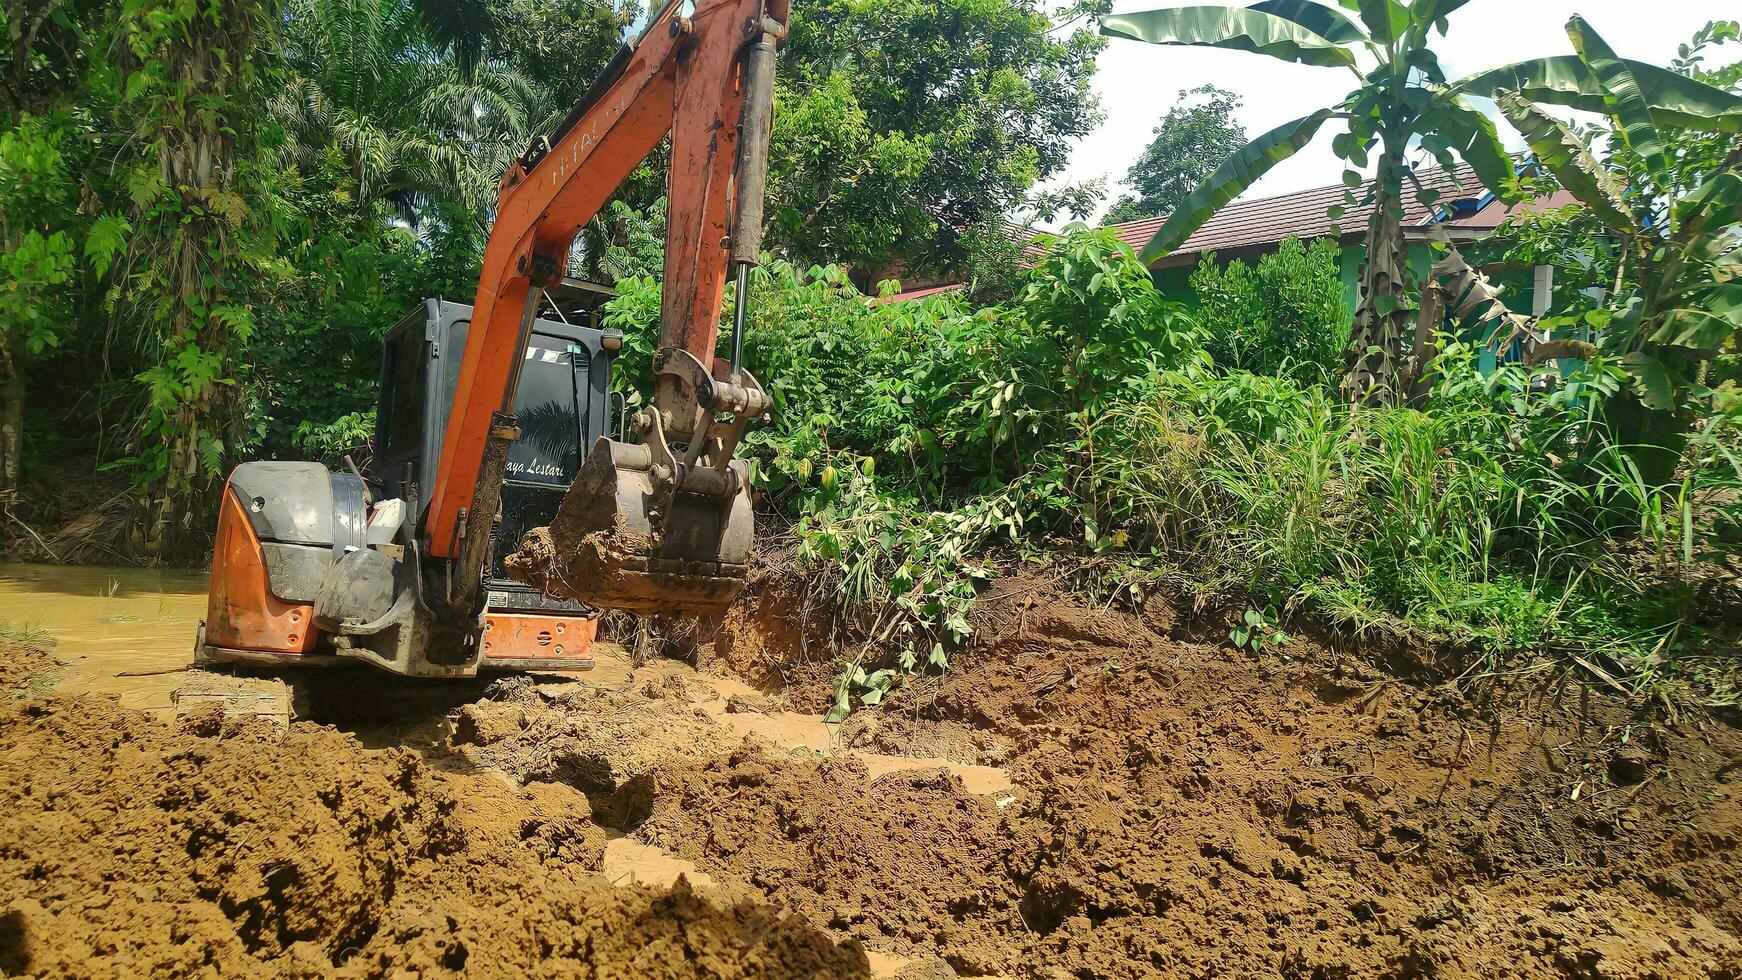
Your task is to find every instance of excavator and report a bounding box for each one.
[191,0,785,682]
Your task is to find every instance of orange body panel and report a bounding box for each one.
[480,612,598,666]
[206,488,317,654]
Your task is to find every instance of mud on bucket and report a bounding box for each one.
[504,436,753,617]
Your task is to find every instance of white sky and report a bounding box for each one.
[1044,0,1740,226]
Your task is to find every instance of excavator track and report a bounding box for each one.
[174,627,308,728]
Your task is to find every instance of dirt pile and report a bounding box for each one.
[453,675,731,827]
[637,746,1022,973]
[0,646,867,978]
[0,640,59,693]
[617,576,1742,978]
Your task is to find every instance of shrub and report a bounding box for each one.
[1187,236,1346,384]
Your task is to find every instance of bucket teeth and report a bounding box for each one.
[503,437,753,616]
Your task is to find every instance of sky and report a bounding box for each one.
[1043,0,1739,227]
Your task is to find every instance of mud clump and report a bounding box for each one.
[502,523,651,608]
[637,746,1023,976]
[0,643,866,978]
[0,639,60,693]
[505,512,745,618]
[453,681,725,803]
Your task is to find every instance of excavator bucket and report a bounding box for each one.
[507,353,768,618]
[506,438,755,618]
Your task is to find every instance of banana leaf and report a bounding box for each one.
[1420,0,1473,22]
[1100,6,1358,68]
[1622,351,1677,411]
[1135,109,1335,263]
[1459,57,1742,133]
[1653,302,1738,352]
[1566,16,1667,185]
[1249,0,1365,43]
[1425,98,1515,197]
[1496,91,1636,232]
[1673,170,1742,235]
[1344,0,1408,43]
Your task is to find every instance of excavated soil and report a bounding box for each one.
[0,646,866,977]
[7,566,1742,978]
[609,577,1742,974]
[541,571,1742,978]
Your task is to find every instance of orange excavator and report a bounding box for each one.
[193,0,785,680]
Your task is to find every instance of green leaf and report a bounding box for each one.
[1100,6,1358,68]
[1674,170,1742,235]
[825,693,852,724]
[1654,307,1735,352]
[1424,99,1515,197]
[1136,109,1334,263]
[1249,0,1366,43]
[1459,56,1742,134]
[1420,0,1472,22]
[1496,92,1635,232]
[1565,16,1666,185]
[1343,0,1408,43]
[1621,351,1677,411]
[83,214,132,278]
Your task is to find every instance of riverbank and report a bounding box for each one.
[3,565,1740,977]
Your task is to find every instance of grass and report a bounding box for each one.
[0,616,55,648]
[1083,358,1737,704]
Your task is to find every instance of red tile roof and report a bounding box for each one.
[878,282,964,304]
[1457,188,1579,230]
[1108,164,1499,267]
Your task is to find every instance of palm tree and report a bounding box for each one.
[273,0,540,223]
[1099,0,1515,405]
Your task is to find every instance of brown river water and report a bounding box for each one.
[0,562,207,712]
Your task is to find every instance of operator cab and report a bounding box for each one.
[371,280,620,616]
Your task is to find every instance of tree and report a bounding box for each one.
[1104,84,1245,224]
[1188,236,1346,381]
[773,0,1102,274]
[1463,16,1742,489]
[486,0,635,129]
[111,0,275,558]
[272,0,549,222]
[1100,0,1517,405]
[0,0,122,500]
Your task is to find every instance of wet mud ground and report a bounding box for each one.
[3,567,1741,977]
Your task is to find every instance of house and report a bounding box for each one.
[1103,163,1576,322]
[883,164,1574,372]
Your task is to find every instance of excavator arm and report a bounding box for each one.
[424,0,785,618]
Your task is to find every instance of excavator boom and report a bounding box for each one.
[426,0,784,617]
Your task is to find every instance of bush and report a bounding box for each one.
[599,231,1738,711]
[1187,236,1346,384]
[1087,337,1735,697]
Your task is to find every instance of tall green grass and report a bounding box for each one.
[1086,342,1736,702]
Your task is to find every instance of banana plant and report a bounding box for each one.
[1461,16,1742,489]
[1100,0,1516,406]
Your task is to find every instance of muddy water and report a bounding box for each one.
[0,563,206,712]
